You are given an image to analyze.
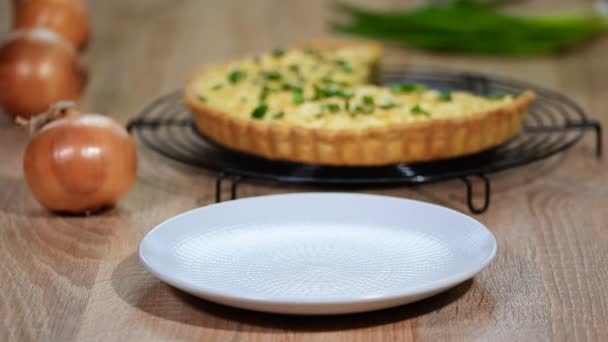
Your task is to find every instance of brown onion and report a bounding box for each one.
[13,0,90,51]
[0,28,86,119]
[23,102,137,214]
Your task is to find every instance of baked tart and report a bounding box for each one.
[184,40,535,166]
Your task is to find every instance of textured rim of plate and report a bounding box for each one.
[138,193,497,308]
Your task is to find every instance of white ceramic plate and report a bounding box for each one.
[139,193,496,315]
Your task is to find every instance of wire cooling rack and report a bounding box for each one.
[127,65,602,214]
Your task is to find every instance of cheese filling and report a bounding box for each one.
[192,46,517,130]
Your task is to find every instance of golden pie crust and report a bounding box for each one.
[185,90,534,166]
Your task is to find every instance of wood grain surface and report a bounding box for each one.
[1,0,607,341]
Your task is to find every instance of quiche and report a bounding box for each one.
[184,40,535,166]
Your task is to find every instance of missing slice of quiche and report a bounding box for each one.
[184,40,535,166]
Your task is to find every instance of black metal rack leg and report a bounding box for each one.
[215,173,243,202]
[590,120,603,158]
[461,174,491,214]
[215,172,226,203]
[230,176,242,200]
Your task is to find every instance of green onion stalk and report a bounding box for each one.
[332,0,608,56]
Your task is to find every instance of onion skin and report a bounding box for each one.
[0,29,86,119]
[23,107,137,214]
[13,0,90,51]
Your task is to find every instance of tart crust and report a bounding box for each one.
[185,87,535,166]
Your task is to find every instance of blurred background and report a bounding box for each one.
[0,0,606,124]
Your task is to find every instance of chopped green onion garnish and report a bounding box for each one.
[328,88,353,99]
[335,59,353,73]
[379,102,398,110]
[321,75,334,84]
[228,69,246,84]
[197,95,207,102]
[439,91,452,101]
[312,86,354,101]
[251,103,268,119]
[312,85,324,101]
[211,83,223,91]
[289,64,300,73]
[272,49,285,57]
[327,103,341,112]
[362,95,375,106]
[263,70,282,81]
[354,105,374,114]
[292,88,305,105]
[259,86,270,101]
[390,83,427,93]
[273,111,285,119]
[411,104,431,117]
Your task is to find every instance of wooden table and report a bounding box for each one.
[1,0,607,340]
